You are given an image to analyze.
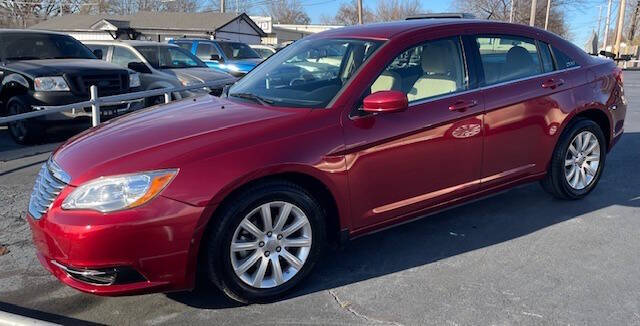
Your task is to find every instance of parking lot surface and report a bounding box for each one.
[0,73,639,326]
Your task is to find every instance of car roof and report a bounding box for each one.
[308,19,533,40]
[84,40,178,47]
[0,29,71,36]
[176,39,243,44]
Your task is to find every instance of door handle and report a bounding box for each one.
[449,99,478,112]
[542,78,565,89]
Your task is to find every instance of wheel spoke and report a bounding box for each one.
[581,132,591,150]
[281,249,303,270]
[231,241,259,252]
[283,237,311,248]
[570,167,580,188]
[579,168,587,188]
[271,256,284,285]
[260,204,273,232]
[282,218,308,237]
[235,252,261,274]
[585,154,600,162]
[585,141,598,154]
[568,144,578,156]
[584,164,597,176]
[240,219,263,239]
[252,257,269,287]
[575,135,583,152]
[273,203,292,233]
[566,165,576,180]
[565,158,574,167]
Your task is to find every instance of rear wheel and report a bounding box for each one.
[203,180,326,303]
[541,118,606,199]
[7,95,45,145]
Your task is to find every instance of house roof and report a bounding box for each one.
[29,12,265,36]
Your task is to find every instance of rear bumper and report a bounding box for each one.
[27,193,207,296]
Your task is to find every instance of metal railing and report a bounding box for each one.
[0,82,226,126]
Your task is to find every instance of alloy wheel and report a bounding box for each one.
[230,201,312,289]
[564,130,601,190]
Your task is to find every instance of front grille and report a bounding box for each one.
[28,160,69,219]
[69,73,128,96]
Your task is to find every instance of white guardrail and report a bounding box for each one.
[0,82,226,127]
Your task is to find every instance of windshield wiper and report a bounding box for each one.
[229,92,274,106]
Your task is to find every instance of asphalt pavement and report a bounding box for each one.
[0,73,639,326]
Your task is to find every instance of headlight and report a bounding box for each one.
[225,64,240,72]
[34,76,70,92]
[129,73,141,88]
[178,76,199,86]
[61,169,178,212]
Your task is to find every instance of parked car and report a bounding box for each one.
[84,40,237,106]
[170,39,262,76]
[250,44,276,59]
[28,19,626,303]
[0,30,142,144]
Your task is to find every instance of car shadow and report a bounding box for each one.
[169,132,640,309]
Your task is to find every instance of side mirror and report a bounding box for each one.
[93,49,103,60]
[362,90,408,113]
[127,62,151,74]
[210,54,223,62]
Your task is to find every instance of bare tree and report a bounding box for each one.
[264,0,310,24]
[452,0,573,37]
[321,0,374,25]
[374,0,421,21]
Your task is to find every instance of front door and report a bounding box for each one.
[342,36,485,230]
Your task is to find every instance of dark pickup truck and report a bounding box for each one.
[0,30,142,144]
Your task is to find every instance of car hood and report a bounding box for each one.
[5,59,129,77]
[225,59,261,71]
[161,67,237,86]
[52,95,310,186]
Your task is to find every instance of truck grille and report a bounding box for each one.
[69,73,129,96]
[28,159,69,220]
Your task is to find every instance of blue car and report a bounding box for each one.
[170,39,262,77]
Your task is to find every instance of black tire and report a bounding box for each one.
[6,95,45,145]
[203,180,326,303]
[541,118,607,199]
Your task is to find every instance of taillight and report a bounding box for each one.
[614,67,623,84]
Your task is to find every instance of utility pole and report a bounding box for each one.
[220,0,224,13]
[530,0,538,26]
[597,5,603,46]
[603,0,613,51]
[614,0,627,56]
[544,0,551,29]
[357,0,363,24]
[629,1,640,42]
[510,0,515,22]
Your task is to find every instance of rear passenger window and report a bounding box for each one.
[551,46,578,69]
[539,42,555,72]
[476,36,542,85]
[370,37,467,103]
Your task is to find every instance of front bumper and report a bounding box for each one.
[30,90,144,122]
[27,191,208,296]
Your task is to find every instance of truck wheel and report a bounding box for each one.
[7,96,45,145]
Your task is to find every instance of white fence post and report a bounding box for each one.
[90,85,100,126]
[164,92,171,104]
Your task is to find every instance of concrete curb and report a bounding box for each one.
[0,311,60,326]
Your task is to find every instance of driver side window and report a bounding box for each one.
[112,46,139,68]
[370,37,467,103]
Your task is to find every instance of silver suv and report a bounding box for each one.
[84,40,237,106]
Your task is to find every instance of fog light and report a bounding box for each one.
[51,260,146,286]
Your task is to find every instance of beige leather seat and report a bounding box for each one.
[407,43,459,101]
[370,70,402,93]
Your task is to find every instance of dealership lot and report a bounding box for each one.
[0,72,639,325]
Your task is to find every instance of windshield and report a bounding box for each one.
[218,42,261,60]
[229,38,381,108]
[134,45,207,69]
[1,33,95,61]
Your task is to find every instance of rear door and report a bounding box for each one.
[473,34,577,187]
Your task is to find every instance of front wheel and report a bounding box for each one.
[203,180,326,303]
[541,118,606,199]
[7,95,45,145]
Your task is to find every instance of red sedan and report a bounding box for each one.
[27,19,626,302]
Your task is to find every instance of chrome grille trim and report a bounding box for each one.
[28,160,69,220]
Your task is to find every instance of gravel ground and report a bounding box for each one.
[0,73,639,325]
